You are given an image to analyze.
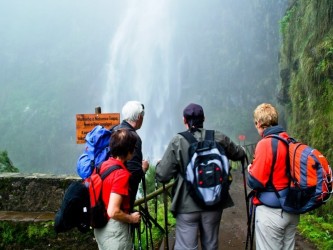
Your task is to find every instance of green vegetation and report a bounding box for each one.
[0,150,19,173]
[299,196,333,248]
[279,0,333,248]
[136,165,176,248]
[279,0,333,160]
[0,220,98,249]
[279,5,296,35]
[0,221,55,247]
[143,164,158,195]
[298,212,333,250]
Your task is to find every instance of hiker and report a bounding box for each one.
[94,129,141,250]
[155,103,246,250]
[113,100,149,212]
[247,103,300,250]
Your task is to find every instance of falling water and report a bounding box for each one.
[102,0,183,163]
[0,0,289,174]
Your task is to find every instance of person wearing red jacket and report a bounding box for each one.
[94,129,141,250]
[247,103,300,250]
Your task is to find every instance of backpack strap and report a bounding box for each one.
[268,137,279,187]
[178,130,197,144]
[266,135,291,178]
[178,129,215,143]
[95,165,121,204]
[265,134,291,198]
[204,130,215,141]
[267,134,289,145]
[109,124,118,133]
[100,165,122,180]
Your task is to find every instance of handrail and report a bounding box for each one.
[134,182,174,207]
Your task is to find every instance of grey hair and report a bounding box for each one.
[122,101,144,122]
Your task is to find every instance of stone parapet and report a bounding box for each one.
[0,173,81,212]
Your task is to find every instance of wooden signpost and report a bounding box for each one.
[76,107,120,144]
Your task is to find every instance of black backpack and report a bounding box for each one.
[54,181,90,233]
[179,130,231,207]
[54,165,121,233]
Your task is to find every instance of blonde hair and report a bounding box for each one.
[253,103,278,129]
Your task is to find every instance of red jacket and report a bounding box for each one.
[247,126,290,205]
[100,158,131,214]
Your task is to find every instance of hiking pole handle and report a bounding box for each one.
[241,155,249,174]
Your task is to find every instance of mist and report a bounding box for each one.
[0,0,288,174]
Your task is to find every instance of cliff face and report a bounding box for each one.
[279,0,333,160]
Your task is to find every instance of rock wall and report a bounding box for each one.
[278,0,333,161]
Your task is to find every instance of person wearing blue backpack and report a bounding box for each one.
[156,103,246,250]
[77,100,149,212]
[113,100,149,212]
[247,103,300,250]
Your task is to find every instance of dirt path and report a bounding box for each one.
[218,168,317,250]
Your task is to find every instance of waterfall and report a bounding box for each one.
[102,0,183,163]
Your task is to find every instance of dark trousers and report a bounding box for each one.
[128,173,142,212]
[174,209,223,250]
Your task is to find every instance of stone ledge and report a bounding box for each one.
[0,173,80,212]
[0,211,55,222]
[0,172,80,180]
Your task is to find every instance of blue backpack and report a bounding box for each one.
[76,125,113,179]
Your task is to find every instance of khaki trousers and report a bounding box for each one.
[94,219,132,250]
[255,205,300,250]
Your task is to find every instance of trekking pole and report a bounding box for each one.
[250,205,256,250]
[245,195,255,250]
[163,183,169,250]
[137,222,142,250]
[142,175,149,249]
[139,207,152,250]
[132,223,137,250]
[142,174,154,249]
[241,156,252,250]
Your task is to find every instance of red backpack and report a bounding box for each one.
[268,135,332,214]
[84,165,121,228]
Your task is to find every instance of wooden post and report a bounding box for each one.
[95,107,102,114]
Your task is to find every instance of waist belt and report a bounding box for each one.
[257,188,289,208]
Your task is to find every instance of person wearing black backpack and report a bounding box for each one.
[113,101,150,212]
[156,103,246,250]
[247,103,300,250]
[94,129,141,250]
